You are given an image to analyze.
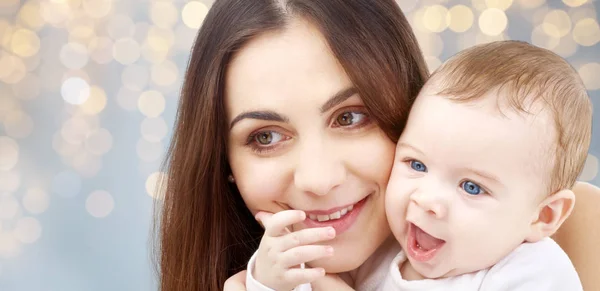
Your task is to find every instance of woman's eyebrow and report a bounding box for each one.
[229,110,289,129]
[320,87,357,113]
[229,87,357,129]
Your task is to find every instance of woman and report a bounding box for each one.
[156,0,600,290]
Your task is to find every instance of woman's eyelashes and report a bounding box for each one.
[246,130,289,154]
[330,108,371,129]
[245,109,372,155]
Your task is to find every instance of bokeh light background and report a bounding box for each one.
[0,0,598,290]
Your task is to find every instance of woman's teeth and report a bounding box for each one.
[308,204,354,222]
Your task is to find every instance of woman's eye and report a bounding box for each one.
[253,131,283,145]
[246,130,288,154]
[461,181,486,195]
[333,111,369,127]
[337,112,354,126]
[409,160,427,172]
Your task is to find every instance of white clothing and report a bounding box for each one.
[245,236,401,291]
[380,237,582,291]
[246,237,581,291]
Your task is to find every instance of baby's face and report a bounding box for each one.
[385,87,555,279]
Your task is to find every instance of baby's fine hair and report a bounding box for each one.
[429,40,592,193]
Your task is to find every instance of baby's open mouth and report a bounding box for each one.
[407,223,446,262]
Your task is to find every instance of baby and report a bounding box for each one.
[380,40,590,290]
[246,40,592,290]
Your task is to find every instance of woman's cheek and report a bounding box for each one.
[345,131,395,185]
[235,158,290,214]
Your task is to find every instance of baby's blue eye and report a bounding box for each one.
[461,181,484,195]
[410,160,427,172]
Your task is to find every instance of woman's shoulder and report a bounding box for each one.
[552,181,600,291]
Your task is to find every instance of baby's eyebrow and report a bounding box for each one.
[464,167,502,186]
[396,142,425,155]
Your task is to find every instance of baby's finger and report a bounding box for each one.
[281,245,334,268]
[283,267,326,286]
[277,227,336,252]
[254,211,273,228]
[262,210,306,237]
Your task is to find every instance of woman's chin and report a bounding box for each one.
[308,253,365,274]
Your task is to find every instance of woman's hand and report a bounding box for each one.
[224,270,247,291]
[553,181,600,291]
[253,210,336,290]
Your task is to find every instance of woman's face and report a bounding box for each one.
[225,19,395,273]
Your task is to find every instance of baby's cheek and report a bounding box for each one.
[385,171,412,227]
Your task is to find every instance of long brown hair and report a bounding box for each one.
[155,0,428,290]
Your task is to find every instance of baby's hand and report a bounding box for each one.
[254,210,336,290]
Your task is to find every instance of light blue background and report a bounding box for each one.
[0,0,598,290]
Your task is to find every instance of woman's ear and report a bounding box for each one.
[526,189,575,243]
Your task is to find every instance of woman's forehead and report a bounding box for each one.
[225,20,353,120]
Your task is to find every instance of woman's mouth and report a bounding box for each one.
[301,195,369,235]
[307,203,355,222]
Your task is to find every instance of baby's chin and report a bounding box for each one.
[410,261,473,280]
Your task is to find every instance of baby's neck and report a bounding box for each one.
[399,260,427,281]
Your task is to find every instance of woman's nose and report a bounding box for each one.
[293,141,346,196]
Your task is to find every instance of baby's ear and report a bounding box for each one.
[525,189,575,243]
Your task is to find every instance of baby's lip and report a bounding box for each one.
[406,222,446,262]
[407,220,444,241]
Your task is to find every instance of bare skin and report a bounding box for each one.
[224,182,600,290]
[552,181,600,291]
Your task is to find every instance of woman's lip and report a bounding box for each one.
[300,195,369,235]
[303,199,362,215]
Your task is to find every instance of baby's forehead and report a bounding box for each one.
[406,89,557,188]
[416,78,556,128]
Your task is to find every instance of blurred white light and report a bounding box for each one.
[23,187,50,214]
[61,77,90,105]
[84,128,113,155]
[0,136,19,171]
[14,217,42,244]
[146,172,166,200]
[86,190,114,218]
